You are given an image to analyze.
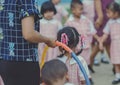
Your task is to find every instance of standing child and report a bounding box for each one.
[50,0,69,22]
[99,2,120,84]
[65,0,100,66]
[57,27,93,85]
[38,1,62,62]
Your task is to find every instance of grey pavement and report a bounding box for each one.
[91,55,120,85]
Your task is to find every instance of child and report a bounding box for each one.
[65,0,100,66]
[99,2,120,84]
[50,0,68,22]
[57,27,92,85]
[38,1,62,62]
[41,59,70,85]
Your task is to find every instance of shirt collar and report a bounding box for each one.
[110,18,120,23]
[58,56,77,65]
[68,14,86,21]
[40,18,56,24]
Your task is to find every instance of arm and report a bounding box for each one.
[22,16,56,47]
[93,34,100,42]
[94,0,103,28]
[99,34,108,50]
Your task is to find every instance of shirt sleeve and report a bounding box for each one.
[103,20,111,34]
[20,0,40,21]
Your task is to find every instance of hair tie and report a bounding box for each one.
[61,33,69,45]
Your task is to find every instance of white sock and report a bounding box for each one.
[115,73,120,79]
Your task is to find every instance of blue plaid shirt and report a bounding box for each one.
[0,0,40,62]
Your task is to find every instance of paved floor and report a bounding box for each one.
[91,55,120,85]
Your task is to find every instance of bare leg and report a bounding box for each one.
[105,44,110,58]
[90,44,100,67]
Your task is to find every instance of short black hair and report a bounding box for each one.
[41,59,68,85]
[41,1,57,15]
[70,0,83,9]
[106,1,120,15]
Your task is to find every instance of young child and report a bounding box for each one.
[99,2,120,84]
[50,0,68,22]
[41,59,70,85]
[57,27,92,85]
[38,1,62,62]
[65,0,100,66]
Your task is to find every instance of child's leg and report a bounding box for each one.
[112,64,120,84]
[90,44,99,67]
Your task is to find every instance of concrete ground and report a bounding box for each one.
[91,54,120,85]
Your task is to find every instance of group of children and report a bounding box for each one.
[39,0,120,85]
[1,0,120,85]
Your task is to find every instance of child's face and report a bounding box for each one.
[72,4,83,18]
[106,9,119,19]
[52,0,60,5]
[43,11,54,20]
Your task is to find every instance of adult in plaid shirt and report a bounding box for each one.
[0,0,56,85]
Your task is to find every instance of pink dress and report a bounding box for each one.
[82,0,95,22]
[103,18,120,64]
[54,4,68,22]
[65,15,97,64]
[38,18,62,62]
[58,55,91,85]
[0,76,4,85]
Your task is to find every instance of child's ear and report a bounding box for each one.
[65,72,69,82]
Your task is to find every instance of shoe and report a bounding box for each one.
[89,79,94,85]
[101,57,109,64]
[112,79,120,84]
[88,65,95,73]
[94,59,100,66]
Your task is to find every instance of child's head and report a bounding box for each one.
[41,59,68,85]
[57,26,80,50]
[41,1,57,20]
[70,0,83,18]
[106,1,120,19]
[50,0,61,5]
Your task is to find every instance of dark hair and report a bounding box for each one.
[57,26,83,56]
[41,59,68,85]
[41,1,57,15]
[57,27,79,48]
[106,1,120,15]
[70,0,83,9]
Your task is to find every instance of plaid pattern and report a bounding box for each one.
[58,55,91,85]
[0,0,40,62]
[104,19,120,64]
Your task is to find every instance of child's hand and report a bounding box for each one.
[96,37,101,43]
[99,42,104,51]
